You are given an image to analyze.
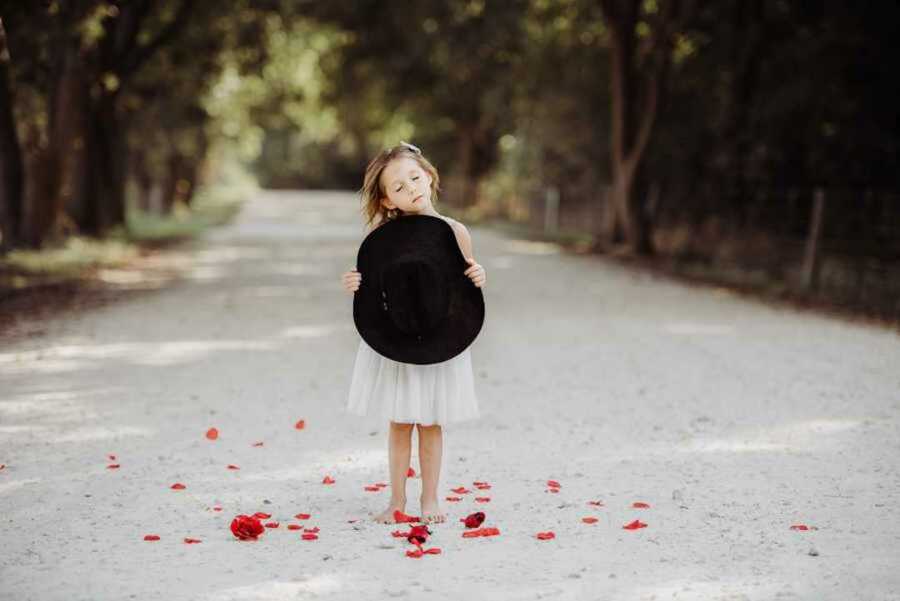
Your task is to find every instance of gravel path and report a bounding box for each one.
[1,190,899,601]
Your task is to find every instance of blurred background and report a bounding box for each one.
[1,0,898,322]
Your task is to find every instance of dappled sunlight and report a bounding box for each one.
[0,340,278,375]
[677,417,865,454]
[663,321,736,335]
[503,239,561,255]
[205,575,343,600]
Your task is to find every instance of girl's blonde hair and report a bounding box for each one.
[359,141,441,231]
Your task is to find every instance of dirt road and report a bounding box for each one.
[2,190,899,600]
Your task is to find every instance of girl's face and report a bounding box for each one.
[379,157,434,215]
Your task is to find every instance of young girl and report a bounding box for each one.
[341,141,486,525]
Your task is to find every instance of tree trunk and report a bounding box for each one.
[0,22,23,251]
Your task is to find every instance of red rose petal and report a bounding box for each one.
[143,534,160,541]
[108,454,116,461]
[253,512,271,519]
[407,467,416,477]
[546,488,560,494]
[463,512,486,529]
[264,522,279,528]
[475,497,491,503]
[301,533,318,540]
[473,480,489,486]
[184,538,202,544]
[536,531,556,540]
[295,419,306,430]
[287,524,302,530]
[623,520,648,530]
[206,428,218,440]
[322,475,335,485]
[790,524,810,531]
[406,548,424,558]
[547,480,561,489]
[632,502,650,509]
[252,441,264,447]
[391,530,409,538]
[295,513,311,520]
[227,464,240,470]
[445,496,463,502]
[423,547,441,554]
[462,527,500,538]
[451,487,470,494]
[212,506,223,512]
[582,517,599,524]
[588,500,604,506]
[364,486,381,492]
[375,482,388,487]
[304,527,320,533]
[393,509,420,523]
[474,483,492,490]
[107,464,120,469]
[170,483,186,490]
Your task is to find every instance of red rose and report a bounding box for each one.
[463,512,485,529]
[230,514,265,540]
[407,524,431,545]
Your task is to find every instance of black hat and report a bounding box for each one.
[353,215,485,365]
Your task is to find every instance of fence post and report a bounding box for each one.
[800,187,826,291]
[543,186,559,236]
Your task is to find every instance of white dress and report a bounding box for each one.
[344,215,481,427]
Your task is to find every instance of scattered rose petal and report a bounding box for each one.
[108,454,116,461]
[582,517,599,524]
[364,486,381,492]
[170,483,186,490]
[445,496,463,502]
[462,527,500,538]
[231,515,265,540]
[547,480,561,489]
[391,530,409,538]
[632,502,650,509]
[301,533,318,540]
[546,488,560,494]
[536,531,556,540]
[474,483,492,490]
[407,467,416,477]
[294,513,311,520]
[295,419,306,430]
[394,509,420,524]
[206,428,218,440]
[406,547,441,558]
[375,482,388,487]
[264,522,279,529]
[143,535,160,541]
[227,464,240,470]
[451,487,471,494]
[252,512,271,519]
[184,538,202,544]
[322,475,335,485]
[212,506,223,512]
[287,524,302,531]
[462,512,486,529]
[790,524,810,531]
[107,464,120,469]
[407,524,432,545]
[252,441,264,447]
[588,501,604,506]
[623,520,648,530]
[473,480,489,486]
[304,527,320,534]
[475,497,491,503]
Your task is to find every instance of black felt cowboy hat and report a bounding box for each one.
[353,214,485,365]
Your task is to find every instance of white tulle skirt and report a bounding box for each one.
[345,338,480,426]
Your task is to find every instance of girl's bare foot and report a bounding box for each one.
[373,499,407,524]
[420,496,446,524]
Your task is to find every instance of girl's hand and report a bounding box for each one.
[463,258,486,288]
[342,269,361,293]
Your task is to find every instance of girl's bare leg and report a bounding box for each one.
[373,421,414,523]
[417,423,446,523]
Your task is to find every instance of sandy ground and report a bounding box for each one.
[1,190,899,601]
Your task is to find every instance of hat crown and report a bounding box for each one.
[381,257,449,338]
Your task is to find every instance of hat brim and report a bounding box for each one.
[353,215,485,365]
